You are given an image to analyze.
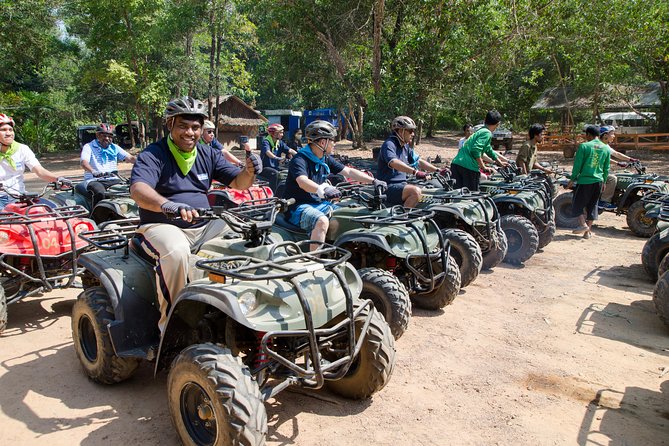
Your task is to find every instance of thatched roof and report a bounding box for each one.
[208,95,267,126]
[531,82,661,111]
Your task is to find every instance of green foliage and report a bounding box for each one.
[1,0,667,151]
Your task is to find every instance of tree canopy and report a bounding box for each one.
[0,0,667,151]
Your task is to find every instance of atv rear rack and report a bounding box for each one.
[195,241,372,393]
[0,205,92,296]
[78,218,140,251]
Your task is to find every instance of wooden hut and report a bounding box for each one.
[209,95,267,150]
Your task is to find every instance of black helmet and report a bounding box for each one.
[96,123,114,135]
[164,96,207,119]
[305,120,337,141]
[391,116,417,131]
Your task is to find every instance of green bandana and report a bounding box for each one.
[168,136,197,176]
[0,141,19,170]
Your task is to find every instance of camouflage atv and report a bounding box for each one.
[479,165,555,265]
[49,172,139,224]
[409,173,508,285]
[554,161,669,236]
[651,201,669,329]
[642,198,669,281]
[72,198,396,446]
[272,183,461,317]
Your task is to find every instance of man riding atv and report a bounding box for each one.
[129,96,262,332]
[597,125,638,211]
[376,115,442,208]
[283,120,386,247]
[77,123,136,209]
[0,114,70,208]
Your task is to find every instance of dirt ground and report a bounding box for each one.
[2,132,668,445]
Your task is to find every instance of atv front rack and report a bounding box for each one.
[0,205,92,296]
[196,241,373,394]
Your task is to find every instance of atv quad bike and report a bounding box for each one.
[554,161,669,236]
[49,172,138,224]
[625,191,669,238]
[479,165,554,264]
[409,172,507,282]
[72,198,396,446]
[272,183,461,316]
[0,183,96,334]
[642,200,669,282]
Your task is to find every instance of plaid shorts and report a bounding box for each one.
[289,202,338,232]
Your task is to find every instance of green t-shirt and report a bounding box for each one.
[516,140,537,172]
[452,127,498,172]
[570,138,610,185]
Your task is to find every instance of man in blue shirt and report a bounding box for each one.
[130,96,262,331]
[77,123,136,208]
[377,116,441,207]
[284,120,385,247]
[258,123,296,191]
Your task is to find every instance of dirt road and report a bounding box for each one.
[1,140,668,445]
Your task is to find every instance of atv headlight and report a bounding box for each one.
[119,203,129,214]
[0,230,8,245]
[238,291,259,315]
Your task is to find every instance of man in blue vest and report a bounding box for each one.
[77,123,136,208]
[258,123,296,191]
[130,96,262,331]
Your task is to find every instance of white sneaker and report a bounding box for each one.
[572,226,588,234]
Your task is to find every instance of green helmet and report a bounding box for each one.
[305,120,337,141]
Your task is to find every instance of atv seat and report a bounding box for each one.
[129,236,158,266]
[275,213,308,235]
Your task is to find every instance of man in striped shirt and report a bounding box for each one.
[77,123,136,208]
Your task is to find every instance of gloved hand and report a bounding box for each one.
[415,170,428,180]
[56,177,72,188]
[92,171,106,178]
[323,186,342,200]
[630,158,639,163]
[245,153,262,175]
[438,167,451,176]
[372,178,387,192]
[316,183,341,200]
[161,200,196,220]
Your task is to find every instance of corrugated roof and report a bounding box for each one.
[531,82,661,110]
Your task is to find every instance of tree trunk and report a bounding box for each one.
[125,109,135,149]
[207,0,217,118]
[552,54,573,132]
[415,119,423,145]
[426,114,435,138]
[659,80,669,133]
[214,30,223,137]
[372,0,385,93]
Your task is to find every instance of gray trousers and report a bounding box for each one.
[600,174,617,203]
[137,220,228,332]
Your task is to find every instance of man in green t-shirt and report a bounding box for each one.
[516,123,553,175]
[566,125,611,239]
[451,110,510,191]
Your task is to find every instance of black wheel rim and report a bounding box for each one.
[78,314,98,363]
[506,230,522,254]
[181,382,217,446]
[361,290,390,322]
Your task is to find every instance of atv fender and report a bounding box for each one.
[430,203,478,226]
[77,251,160,359]
[620,184,663,209]
[333,232,393,256]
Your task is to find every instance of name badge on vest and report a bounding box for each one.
[197,173,209,182]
